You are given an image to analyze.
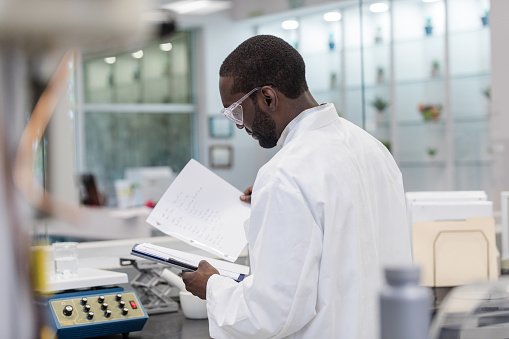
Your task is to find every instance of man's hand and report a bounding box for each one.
[240,185,253,203]
[182,260,219,300]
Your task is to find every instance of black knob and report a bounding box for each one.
[115,293,122,301]
[105,309,112,318]
[63,305,73,316]
[101,303,108,310]
[81,297,88,305]
[98,295,105,303]
[119,300,126,308]
[122,307,129,315]
[84,304,91,312]
[87,311,94,319]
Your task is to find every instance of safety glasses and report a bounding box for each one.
[220,87,260,125]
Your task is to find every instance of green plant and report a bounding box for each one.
[482,87,491,99]
[370,96,389,112]
[427,148,437,157]
[376,66,385,83]
[418,103,442,121]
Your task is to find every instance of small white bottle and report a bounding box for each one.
[380,266,432,339]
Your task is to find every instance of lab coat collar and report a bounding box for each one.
[277,103,338,148]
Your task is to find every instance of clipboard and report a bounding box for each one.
[131,243,249,282]
[131,246,198,272]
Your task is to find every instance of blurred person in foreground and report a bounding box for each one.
[183,35,412,339]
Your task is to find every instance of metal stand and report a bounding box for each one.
[127,260,179,315]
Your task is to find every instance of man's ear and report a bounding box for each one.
[261,86,277,111]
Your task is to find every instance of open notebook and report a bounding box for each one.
[131,242,249,282]
[145,159,251,262]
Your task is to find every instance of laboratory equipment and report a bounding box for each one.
[125,259,180,315]
[179,291,207,319]
[159,267,207,319]
[37,268,148,339]
[430,277,509,339]
[380,266,432,339]
[53,242,79,276]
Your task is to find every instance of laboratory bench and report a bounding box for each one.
[89,310,210,339]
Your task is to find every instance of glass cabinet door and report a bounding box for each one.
[359,1,392,151]
[84,32,193,105]
[448,0,491,191]
[255,8,345,115]
[81,31,196,205]
[392,0,448,191]
[249,0,492,194]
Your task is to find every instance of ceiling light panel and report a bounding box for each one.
[370,3,389,13]
[282,20,299,30]
[323,12,342,22]
[162,0,231,15]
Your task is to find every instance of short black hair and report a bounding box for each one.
[219,35,308,99]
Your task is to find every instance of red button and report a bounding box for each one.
[130,301,137,309]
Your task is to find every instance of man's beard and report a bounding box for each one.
[250,100,278,148]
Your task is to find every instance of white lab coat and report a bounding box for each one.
[206,103,412,339]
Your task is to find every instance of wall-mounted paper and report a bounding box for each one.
[146,159,250,262]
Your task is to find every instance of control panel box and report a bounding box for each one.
[47,288,148,339]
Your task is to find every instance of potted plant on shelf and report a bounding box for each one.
[370,96,389,125]
[481,9,489,27]
[431,60,440,78]
[377,66,385,83]
[418,104,442,121]
[482,87,490,100]
[482,87,491,116]
[425,17,433,36]
[375,26,383,44]
[329,33,335,51]
[427,148,437,161]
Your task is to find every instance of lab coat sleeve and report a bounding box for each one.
[206,182,323,339]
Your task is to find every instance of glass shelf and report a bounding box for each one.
[399,161,447,168]
[395,116,490,126]
[334,28,489,54]
[346,82,390,92]
[450,72,490,80]
[455,160,492,166]
[449,27,490,38]
[343,72,489,92]
[397,120,445,126]
[300,49,341,59]
[343,42,391,53]
[454,115,490,123]
[393,33,446,47]
[343,33,449,52]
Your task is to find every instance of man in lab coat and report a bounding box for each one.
[182,35,412,338]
